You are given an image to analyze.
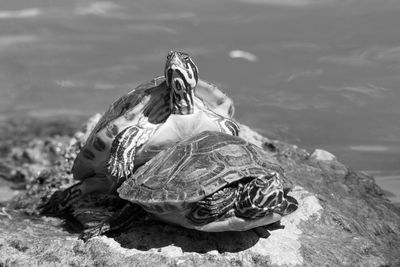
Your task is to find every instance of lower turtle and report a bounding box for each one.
[80,131,298,240]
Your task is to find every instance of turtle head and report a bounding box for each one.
[235,172,298,218]
[164,51,199,114]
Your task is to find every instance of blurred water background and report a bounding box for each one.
[0,0,399,204]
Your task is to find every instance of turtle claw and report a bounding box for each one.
[253,222,285,238]
[40,190,71,215]
[252,226,271,238]
[266,220,285,231]
[40,184,82,215]
[79,223,111,241]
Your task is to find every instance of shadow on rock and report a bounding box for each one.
[56,195,264,253]
[111,223,260,253]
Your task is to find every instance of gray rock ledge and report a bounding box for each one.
[0,116,399,266]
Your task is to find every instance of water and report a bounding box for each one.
[0,0,399,203]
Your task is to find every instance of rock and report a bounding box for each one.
[238,123,270,148]
[0,116,399,266]
[0,184,17,202]
[310,149,336,162]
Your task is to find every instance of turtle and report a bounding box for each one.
[80,131,298,240]
[41,51,239,214]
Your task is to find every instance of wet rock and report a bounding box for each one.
[0,116,399,266]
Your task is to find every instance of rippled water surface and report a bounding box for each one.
[0,0,399,203]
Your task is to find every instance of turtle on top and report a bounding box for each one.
[41,51,240,215]
[80,131,298,240]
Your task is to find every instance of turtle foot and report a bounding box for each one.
[40,190,72,215]
[79,223,111,241]
[252,226,271,238]
[266,220,285,231]
[40,184,82,215]
[252,221,284,238]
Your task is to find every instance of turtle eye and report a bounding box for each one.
[178,52,190,60]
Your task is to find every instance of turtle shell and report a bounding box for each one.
[87,77,234,146]
[84,77,166,146]
[118,131,285,211]
[72,77,235,181]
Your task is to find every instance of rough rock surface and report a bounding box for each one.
[0,115,399,266]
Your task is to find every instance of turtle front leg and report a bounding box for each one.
[79,203,148,241]
[40,175,117,216]
[252,221,285,238]
[107,125,153,179]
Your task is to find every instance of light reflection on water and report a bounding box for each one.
[0,0,399,202]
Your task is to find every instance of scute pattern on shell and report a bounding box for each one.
[118,131,284,208]
[86,77,165,146]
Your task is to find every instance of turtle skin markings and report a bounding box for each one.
[116,131,297,231]
[41,52,239,215]
[189,186,238,225]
